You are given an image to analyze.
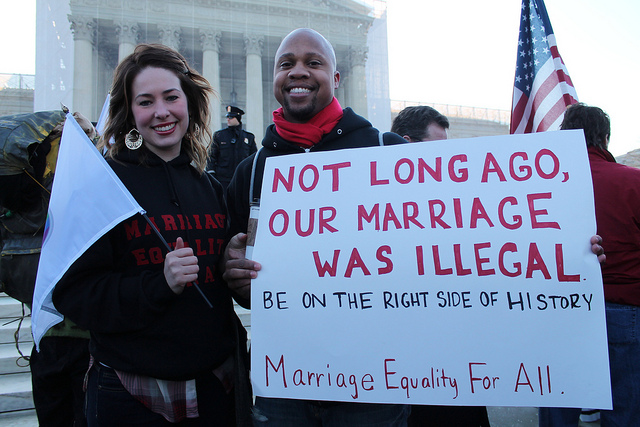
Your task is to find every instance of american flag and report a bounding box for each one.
[510,0,578,134]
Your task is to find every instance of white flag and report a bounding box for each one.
[95,93,110,136]
[31,113,144,349]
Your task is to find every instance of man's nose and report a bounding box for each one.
[288,62,309,78]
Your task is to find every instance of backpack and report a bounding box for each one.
[0,110,67,304]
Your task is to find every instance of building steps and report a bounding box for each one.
[0,293,36,424]
[0,293,251,425]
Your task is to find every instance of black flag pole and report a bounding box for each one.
[142,213,213,309]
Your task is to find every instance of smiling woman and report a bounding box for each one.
[100,44,213,170]
[51,44,252,425]
[130,67,190,161]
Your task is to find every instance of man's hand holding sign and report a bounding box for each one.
[242,130,611,409]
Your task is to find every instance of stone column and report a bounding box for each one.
[69,15,95,118]
[159,25,182,51]
[115,21,139,63]
[200,29,222,132]
[348,45,368,118]
[244,34,264,138]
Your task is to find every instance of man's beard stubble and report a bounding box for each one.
[282,92,318,123]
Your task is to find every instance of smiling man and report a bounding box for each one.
[225,28,405,236]
[272,29,339,123]
[221,28,606,426]
[223,28,409,426]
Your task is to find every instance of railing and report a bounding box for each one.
[391,100,510,126]
[0,74,35,91]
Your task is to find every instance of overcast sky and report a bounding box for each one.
[2,0,639,155]
[387,0,640,156]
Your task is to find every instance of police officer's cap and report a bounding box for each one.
[226,105,245,118]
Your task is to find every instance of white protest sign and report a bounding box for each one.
[249,130,611,409]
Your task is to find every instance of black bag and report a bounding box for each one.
[0,110,66,304]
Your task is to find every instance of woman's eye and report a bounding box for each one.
[139,100,151,106]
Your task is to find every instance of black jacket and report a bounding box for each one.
[226,107,405,237]
[53,148,236,380]
[207,124,257,185]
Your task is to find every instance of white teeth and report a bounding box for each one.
[290,88,311,94]
[154,123,176,132]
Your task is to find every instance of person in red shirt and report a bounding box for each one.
[539,103,640,426]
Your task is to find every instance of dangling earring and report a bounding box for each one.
[185,123,201,141]
[125,128,143,150]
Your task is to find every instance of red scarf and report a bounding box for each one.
[272,98,343,148]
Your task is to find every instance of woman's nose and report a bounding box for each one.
[154,103,170,118]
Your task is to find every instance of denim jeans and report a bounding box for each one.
[86,363,234,426]
[539,302,640,427]
[600,302,640,426]
[253,397,409,427]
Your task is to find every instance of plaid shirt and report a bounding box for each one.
[116,370,199,423]
[86,356,234,423]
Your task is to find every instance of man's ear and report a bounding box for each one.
[334,71,341,89]
[402,135,413,142]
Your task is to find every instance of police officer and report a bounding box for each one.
[206,105,257,190]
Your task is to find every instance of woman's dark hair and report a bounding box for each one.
[100,44,215,172]
[560,103,610,149]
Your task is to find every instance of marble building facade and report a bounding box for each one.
[35,0,388,139]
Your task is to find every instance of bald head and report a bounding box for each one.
[276,28,337,72]
[273,28,340,123]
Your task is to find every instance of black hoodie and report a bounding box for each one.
[53,148,235,380]
[226,108,406,237]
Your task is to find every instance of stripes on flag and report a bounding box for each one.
[510,0,578,134]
